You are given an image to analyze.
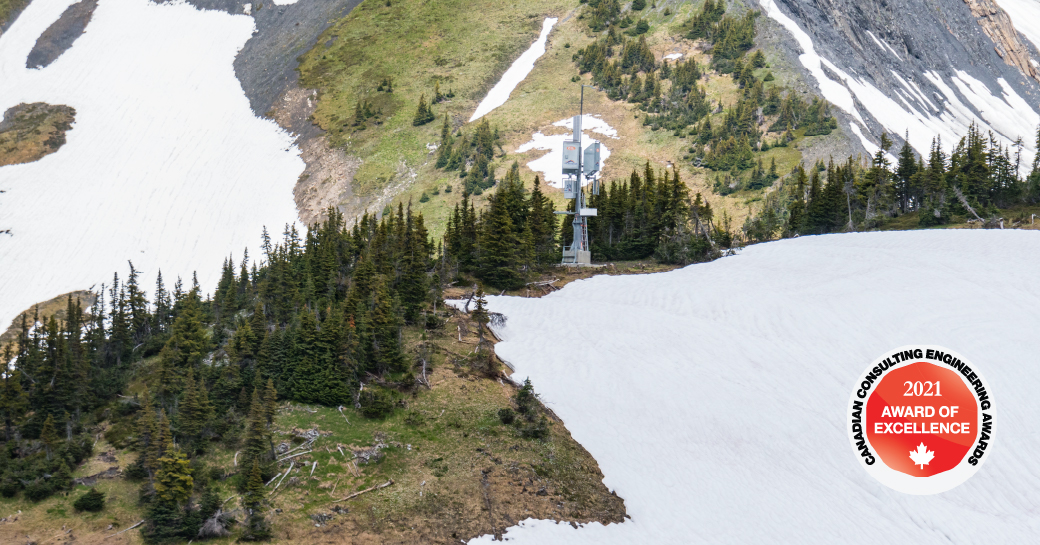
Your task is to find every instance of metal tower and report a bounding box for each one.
[558,86,600,265]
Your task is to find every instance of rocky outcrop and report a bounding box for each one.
[963,0,1037,82]
[762,0,1040,158]
[0,102,76,167]
[26,0,97,69]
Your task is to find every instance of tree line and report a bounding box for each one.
[742,124,1040,240]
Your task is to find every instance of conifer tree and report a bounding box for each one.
[241,389,272,471]
[413,94,435,126]
[148,410,173,476]
[263,378,278,427]
[158,288,207,401]
[40,414,59,460]
[240,460,272,541]
[370,278,407,375]
[154,445,193,504]
[0,354,28,440]
[478,188,523,289]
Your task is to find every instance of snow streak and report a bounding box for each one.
[468,17,557,122]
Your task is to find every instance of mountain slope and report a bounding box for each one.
[756,0,1040,164]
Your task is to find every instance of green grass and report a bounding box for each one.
[295,0,829,236]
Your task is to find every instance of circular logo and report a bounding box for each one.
[847,346,995,494]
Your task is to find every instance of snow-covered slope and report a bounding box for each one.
[759,0,1040,169]
[472,230,1040,544]
[0,0,303,329]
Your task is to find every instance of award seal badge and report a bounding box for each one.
[847,346,995,494]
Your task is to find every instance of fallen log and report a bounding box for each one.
[330,479,394,503]
[105,520,144,538]
[277,450,312,462]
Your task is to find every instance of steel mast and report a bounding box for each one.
[558,85,600,265]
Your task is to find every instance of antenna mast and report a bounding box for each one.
[558,85,600,265]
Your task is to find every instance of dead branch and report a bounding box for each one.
[330,479,394,503]
[265,472,283,487]
[277,450,311,463]
[310,460,318,477]
[952,187,984,222]
[329,478,341,497]
[271,461,294,493]
[105,520,145,538]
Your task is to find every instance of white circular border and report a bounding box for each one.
[846,345,996,495]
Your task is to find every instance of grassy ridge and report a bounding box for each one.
[298,0,823,238]
[298,0,566,195]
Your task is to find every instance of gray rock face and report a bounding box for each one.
[25,0,97,69]
[757,0,1040,160]
[166,0,362,122]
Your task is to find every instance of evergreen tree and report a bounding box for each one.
[157,289,207,401]
[40,414,59,459]
[0,353,28,441]
[263,378,278,427]
[895,135,918,213]
[240,460,272,541]
[412,94,435,126]
[154,445,193,504]
[241,389,272,471]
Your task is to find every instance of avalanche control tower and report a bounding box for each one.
[557,86,601,265]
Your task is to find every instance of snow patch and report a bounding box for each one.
[663,53,682,60]
[470,230,1040,544]
[0,0,303,331]
[865,30,901,60]
[469,17,557,122]
[516,115,617,188]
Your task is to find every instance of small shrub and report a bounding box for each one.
[444,185,452,193]
[663,7,671,15]
[517,416,549,439]
[419,192,430,203]
[631,0,646,10]
[124,459,148,481]
[404,409,425,426]
[563,42,571,48]
[359,388,397,420]
[73,488,106,512]
[24,480,54,502]
[0,476,20,498]
[497,408,516,425]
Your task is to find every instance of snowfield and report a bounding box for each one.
[0,0,303,330]
[471,230,1040,544]
[517,114,617,187]
[468,17,557,122]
